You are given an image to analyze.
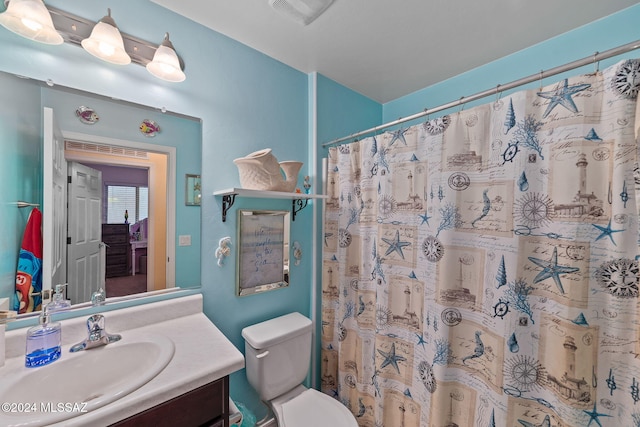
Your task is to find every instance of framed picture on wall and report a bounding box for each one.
[185,174,201,206]
[236,209,290,296]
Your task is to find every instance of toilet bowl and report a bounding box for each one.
[242,312,358,427]
[271,385,357,426]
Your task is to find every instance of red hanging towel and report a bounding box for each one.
[14,208,43,314]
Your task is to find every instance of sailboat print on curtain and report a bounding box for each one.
[322,59,640,426]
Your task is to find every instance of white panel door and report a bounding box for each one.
[42,107,67,295]
[67,162,102,304]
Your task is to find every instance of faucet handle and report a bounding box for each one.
[87,314,105,334]
[71,314,121,352]
[91,288,106,306]
[87,314,122,343]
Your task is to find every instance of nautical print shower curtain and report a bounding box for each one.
[321,59,640,426]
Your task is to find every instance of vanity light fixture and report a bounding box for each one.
[146,33,186,82]
[0,2,186,81]
[81,8,130,65]
[0,0,62,45]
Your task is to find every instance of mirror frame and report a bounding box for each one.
[236,209,290,296]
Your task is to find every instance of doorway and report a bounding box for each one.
[64,137,175,301]
[84,163,150,298]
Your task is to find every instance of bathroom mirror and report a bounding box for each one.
[0,70,202,313]
[236,210,290,296]
[185,174,202,206]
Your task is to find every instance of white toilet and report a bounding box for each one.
[242,312,358,427]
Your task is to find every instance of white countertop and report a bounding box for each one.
[0,294,245,427]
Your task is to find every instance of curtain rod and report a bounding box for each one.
[323,38,640,147]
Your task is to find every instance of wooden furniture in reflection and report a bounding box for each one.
[130,240,148,276]
[102,223,130,277]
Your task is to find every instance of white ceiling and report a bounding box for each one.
[151,0,639,103]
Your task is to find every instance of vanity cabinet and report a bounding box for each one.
[102,223,131,278]
[109,376,229,427]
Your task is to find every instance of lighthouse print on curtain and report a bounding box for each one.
[322,59,640,426]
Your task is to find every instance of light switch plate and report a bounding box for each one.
[179,235,192,246]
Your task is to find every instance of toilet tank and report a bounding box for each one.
[242,312,312,401]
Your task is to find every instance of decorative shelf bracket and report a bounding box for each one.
[221,194,237,222]
[292,198,309,221]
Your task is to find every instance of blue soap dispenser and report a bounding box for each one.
[25,301,62,368]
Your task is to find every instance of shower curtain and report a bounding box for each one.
[321,59,640,426]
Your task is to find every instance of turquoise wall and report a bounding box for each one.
[0,73,41,305]
[383,4,640,124]
[316,73,382,144]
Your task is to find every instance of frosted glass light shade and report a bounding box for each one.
[81,9,130,65]
[0,0,63,45]
[146,33,185,82]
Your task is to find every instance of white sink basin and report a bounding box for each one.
[0,332,174,426]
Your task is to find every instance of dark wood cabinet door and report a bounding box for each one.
[109,376,229,427]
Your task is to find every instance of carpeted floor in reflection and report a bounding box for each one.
[105,274,147,298]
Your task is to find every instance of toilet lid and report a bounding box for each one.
[277,388,358,427]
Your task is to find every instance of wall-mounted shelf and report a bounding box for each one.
[213,188,327,222]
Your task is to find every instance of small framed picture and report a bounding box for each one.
[185,174,201,206]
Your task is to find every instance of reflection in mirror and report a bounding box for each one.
[236,210,290,297]
[0,71,202,316]
[185,174,202,206]
[62,137,173,305]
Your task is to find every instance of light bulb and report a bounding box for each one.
[98,41,115,57]
[21,17,42,32]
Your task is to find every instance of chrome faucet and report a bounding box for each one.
[69,314,121,352]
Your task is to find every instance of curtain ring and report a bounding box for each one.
[458,96,465,114]
[495,84,502,103]
[539,70,544,91]
[593,51,600,73]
